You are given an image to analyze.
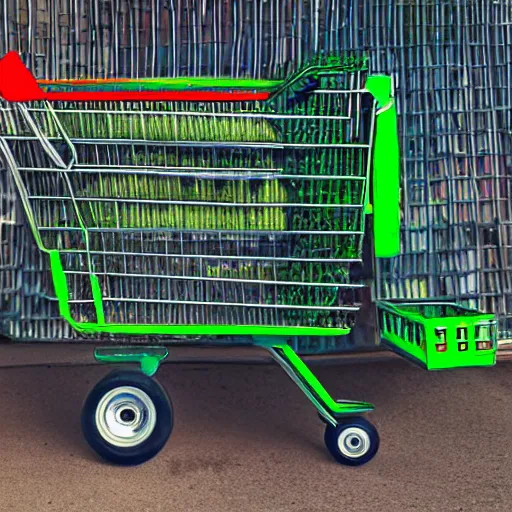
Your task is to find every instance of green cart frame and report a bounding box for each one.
[0,51,410,467]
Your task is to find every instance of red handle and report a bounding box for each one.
[0,52,45,102]
[0,52,269,103]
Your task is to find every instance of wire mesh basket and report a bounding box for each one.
[377,300,497,370]
[0,53,399,338]
[1,0,509,346]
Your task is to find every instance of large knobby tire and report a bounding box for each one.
[82,370,173,466]
[324,417,379,467]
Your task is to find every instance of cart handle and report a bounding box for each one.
[366,75,401,258]
[0,52,271,103]
[1,51,368,104]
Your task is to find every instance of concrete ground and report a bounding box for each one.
[0,345,511,512]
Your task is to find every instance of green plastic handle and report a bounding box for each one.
[366,75,401,258]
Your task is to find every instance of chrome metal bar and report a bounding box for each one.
[78,297,361,311]
[29,196,363,208]
[68,138,370,149]
[87,228,364,235]
[63,269,364,288]
[266,347,337,427]
[77,250,363,263]
[314,88,367,94]
[27,107,352,121]
[20,166,366,181]
[38,226,364,235]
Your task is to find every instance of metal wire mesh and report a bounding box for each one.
[1,0,511,347]
[1,62,374,335]
[369,0,512,341]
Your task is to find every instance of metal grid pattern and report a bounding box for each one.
[1,67,373,333]
[1,0,511,347]
[368,1,512,341]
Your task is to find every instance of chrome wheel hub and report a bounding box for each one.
[95,386,157,448]
[337,427,371,459]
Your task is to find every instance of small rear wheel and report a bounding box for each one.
[324,417,379,466]
[82,370,173,466]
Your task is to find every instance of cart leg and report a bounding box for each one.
[255,339,379,466]
[94,345,168,376]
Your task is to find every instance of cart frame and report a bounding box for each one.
[0,51,399,466]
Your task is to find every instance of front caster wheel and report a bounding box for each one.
[82,370,173,466]
[324,417,379,466]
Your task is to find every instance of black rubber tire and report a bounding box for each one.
[81,370,173,466]
[324,417,379,467]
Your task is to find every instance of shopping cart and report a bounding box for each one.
[0,50,495,467]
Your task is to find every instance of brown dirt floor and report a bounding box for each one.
[0,345,510,511]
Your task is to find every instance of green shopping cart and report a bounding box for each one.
[0,51,496,466]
